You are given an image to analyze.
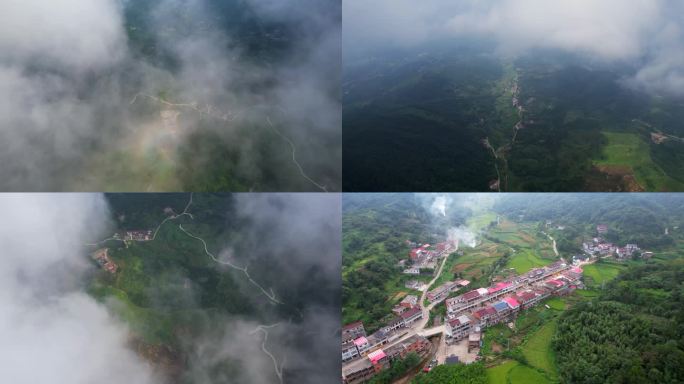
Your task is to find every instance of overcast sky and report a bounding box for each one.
[344,0,684,95]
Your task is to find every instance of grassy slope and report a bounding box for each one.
[522,321,559,380]
[594,131,684,191]
[582,262,627,287]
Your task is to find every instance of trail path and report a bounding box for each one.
[250,323,285,384]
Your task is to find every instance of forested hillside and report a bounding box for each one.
[554,262,684,384]
[494,194,684,250]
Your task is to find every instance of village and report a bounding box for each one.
[338,217,664,384]
[577,224,652,262]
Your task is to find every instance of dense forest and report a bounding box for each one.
[411,363,488,384]
[343,44,684,191]
[554,262,684,383]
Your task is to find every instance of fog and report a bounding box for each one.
[344,0,684,96]
[0,194,160,384]
[0,0,341,191]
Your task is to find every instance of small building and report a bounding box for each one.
[445,355,459,365]
[400,307,423,326]
[400,295,418,308]
[468,331,482,352]
[342,321,366,343]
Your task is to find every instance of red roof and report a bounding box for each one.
[546,280,564,287]
[488,282,512,294]
[516,291,536,302]
[368,349,387,364]
[343,321,363,331]
[503,297,520,308]
[400,307,422,320]
[462,290,481,301]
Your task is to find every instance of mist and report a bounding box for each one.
[0,0,341,191]
[164,193,342,384]
[344,0,684,96]
[0,194,161,384]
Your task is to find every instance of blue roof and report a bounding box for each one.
[493,302,509,312]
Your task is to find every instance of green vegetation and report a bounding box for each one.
[554,263,684,383]
[368,353,421,384]
[582,262,626,288]
[412,362,488,384]
[521,321,558,380]
[507,250,549,274]
[344,46,684,191]
[342,194,467,330]
[593,131,684,191]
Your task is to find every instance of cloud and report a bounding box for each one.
[0,0,340,191]
[0,0,126,71]
[180,193,341,384]
[344,0,684,96]
[0,194,160,384]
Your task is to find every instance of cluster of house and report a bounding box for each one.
[342,304,424,364]
[115,229,154,242]
[403,240,457,275]
[443,261,581,344]
[342,330,432,384]
[582,237,646,260]
[426,279,470,304]
[91,248,117,273]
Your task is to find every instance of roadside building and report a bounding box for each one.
[342,321,366,342]
[446,314,472,341]
[342,340,360,362]
[400,307,423,327]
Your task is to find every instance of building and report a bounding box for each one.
[472,307,497,327]
[385,335,431,360]
[446,314,472,341]
[468,330,482,352]
[353,336,370,355]
[342,321,366,343]
[427,281,458,302]
[342,340,360,362]
[342,358,375,384]
[400,295,418,307]
[597,224,608,234]
[491,301,511,323]
[502,296,520,313]
[392,305,408,316]
[400,307,423,326]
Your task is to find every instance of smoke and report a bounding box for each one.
[418,194,453,220]
[0,194,160,384]
[344,0,684,97]
[0,0,341,191]
[447,226,478,248]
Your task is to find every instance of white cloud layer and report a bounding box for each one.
[0,194,159,384]
[344,0,684,95]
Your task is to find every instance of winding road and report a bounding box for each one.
[89,193,286,383]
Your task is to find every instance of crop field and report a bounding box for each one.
[507,250,550,274]
[582,262,626,287]
[522,321,559,380]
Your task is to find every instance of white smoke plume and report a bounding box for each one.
[447,226,478,248]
